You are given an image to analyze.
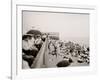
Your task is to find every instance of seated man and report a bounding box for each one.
[34,35,43,50]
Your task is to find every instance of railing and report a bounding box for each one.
[31,38,48,68]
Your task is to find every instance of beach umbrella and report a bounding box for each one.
[56,60,70,67]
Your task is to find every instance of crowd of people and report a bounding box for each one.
[47,39,90,67]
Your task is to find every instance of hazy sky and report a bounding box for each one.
[22,11,89,41]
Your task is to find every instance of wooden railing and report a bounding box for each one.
[31,38,48,68]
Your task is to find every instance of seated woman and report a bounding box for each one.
[22,34,39,68]
[22,59,30,69]
[22,52,34,68]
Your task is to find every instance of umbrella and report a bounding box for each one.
[26,29,41,35]
[56,60,70,67]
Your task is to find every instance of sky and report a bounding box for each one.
[22,11,89,45]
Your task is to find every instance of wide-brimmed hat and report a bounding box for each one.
[22,34,33,40]
[26,29,41,35]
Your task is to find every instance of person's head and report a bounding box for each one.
[34,35,43,45]
[34,34,41,39]
[26,29,41,38]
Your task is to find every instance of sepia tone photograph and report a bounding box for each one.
[22,11,90,69]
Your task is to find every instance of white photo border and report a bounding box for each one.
[12,2,97,80]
